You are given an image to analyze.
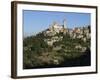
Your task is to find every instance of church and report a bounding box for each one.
[48,19,68,35]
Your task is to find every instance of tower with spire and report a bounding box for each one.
[63,19,67,29]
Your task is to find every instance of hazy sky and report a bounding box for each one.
[23,10,90,36]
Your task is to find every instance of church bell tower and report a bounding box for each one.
[63,19,67,29]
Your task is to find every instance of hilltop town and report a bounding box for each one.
[23,19,91,69]
[43,20,90,47]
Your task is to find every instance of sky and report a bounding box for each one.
[23,10,91,37]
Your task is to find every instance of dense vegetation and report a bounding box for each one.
[23,27,91,69]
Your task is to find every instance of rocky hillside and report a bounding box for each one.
[23,22,91,69]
